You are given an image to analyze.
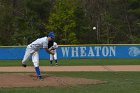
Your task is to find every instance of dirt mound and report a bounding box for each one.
[0,74,106,88]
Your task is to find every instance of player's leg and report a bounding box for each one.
[32,51,42,80]
[54,52,58,65]
[50,54,53,65]
[22,48,32,67]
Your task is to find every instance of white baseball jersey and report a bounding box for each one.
[28,37,48,50]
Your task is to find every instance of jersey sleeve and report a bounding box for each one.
[53,42,58,49]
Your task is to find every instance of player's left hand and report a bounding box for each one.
[50,50,55,55]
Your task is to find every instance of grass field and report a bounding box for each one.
[0,58,140,66]
[0,72,140,93]
[0,59,140,93]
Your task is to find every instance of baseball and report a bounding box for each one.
[93,26,96,30]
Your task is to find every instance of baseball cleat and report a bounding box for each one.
[38,76,43,80]
[55,63,58,66]
[22,64,27,67]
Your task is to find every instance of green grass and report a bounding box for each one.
[0,58,140,66]
[0,72,140,93]
[0,59,140,93]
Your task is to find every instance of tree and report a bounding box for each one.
[47,0,88,44]
[12,0,54,45]
[0,0,16,45]
[127,0,140,43]
[0,0,140,45]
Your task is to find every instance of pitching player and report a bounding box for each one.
[21,32,55,80]
[49,41,58,66]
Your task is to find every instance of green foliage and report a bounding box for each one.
[47,0,77,44]
[0,0,15,45]
[127,0,140,43]
[12,0,53,45]
[0,0,53,45]
[0,0,140,45]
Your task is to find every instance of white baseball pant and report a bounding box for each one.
[50,50,57,60]
[22,45,39,67]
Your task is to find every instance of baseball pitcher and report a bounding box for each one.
[21,32,55,80]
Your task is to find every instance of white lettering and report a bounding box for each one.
[88,47,95,56]
[102,46,109,56]
[71,47,79,57]
[95,47,101,56]
[61,47,70,57]
[80,47,86,56]
[61,46,116,58]
[109,46,116,56]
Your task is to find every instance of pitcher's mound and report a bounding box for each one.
[0,74,106,88]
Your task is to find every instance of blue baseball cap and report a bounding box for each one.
[48,32,55,38]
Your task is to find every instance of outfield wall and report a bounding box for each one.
[0,44,140,60]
